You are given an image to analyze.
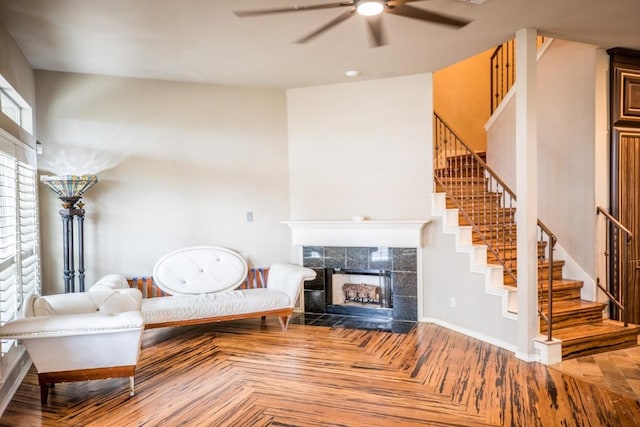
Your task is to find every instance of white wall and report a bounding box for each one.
[487,40,603,282]
[36,71,290,294]
[287,74,433,221]
[486,94,516,187]
[537,40,599,278]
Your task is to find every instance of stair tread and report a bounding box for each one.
[551,320,640,342]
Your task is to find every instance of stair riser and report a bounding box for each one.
[473,235,517,244]
[472,230,516,241]
[446,200,503,210]
[442,156,486,168]
[538,288,581,302]
[441,152,486,164]
[436,169,485,177]
[562,331,639,359]
[487,247,546,263]
[437,176,488,183]
[458,215,515,226]
[436,183,488,192]
[503,262,564,285]
[504,267,562,286]
[540,309,604,332]
[473,236,516,245]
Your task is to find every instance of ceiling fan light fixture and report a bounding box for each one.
[356,0,385,17]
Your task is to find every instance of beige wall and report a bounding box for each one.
[434,48,493,152]
[36,71,290,294]
[537,40,600,279]
[0,21,35,146]
[287,74,433,220]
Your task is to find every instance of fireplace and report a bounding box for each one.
[282,220,429,322]
[300,246,417,321]
[325,268,392,318]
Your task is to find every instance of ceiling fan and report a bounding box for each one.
[234,0,472,47]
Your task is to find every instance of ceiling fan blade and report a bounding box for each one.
[386,4,471,28]
[235,1,355,17]
[366,15,387,47]
[295,7,357,44]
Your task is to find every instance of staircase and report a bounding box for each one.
[434,149,640,360]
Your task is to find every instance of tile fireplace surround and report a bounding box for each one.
[302,246,418,321]
[283,220,429,322]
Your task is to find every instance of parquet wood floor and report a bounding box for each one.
[2,317,639,426]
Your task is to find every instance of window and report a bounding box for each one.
[0,91,20,126]
[0,75,33,135]
[0,147,40,359]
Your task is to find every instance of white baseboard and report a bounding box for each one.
[420,317,519,356]
[0,347,31,416]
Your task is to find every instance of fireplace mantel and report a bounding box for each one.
[282,219,430,248]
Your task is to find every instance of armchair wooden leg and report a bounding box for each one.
[129,376,135,397]
[277,315,291,331]
[39,383,49,404]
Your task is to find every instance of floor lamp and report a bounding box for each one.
[40,175,98,293]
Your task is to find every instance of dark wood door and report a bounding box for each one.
[609,48,640,324]
[616,131,640,323]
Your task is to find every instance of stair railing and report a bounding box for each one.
[537,222,557,341]
[490,39,515,114]
[490,37,546,114]
[434,112,558,340]
[434,112,517,284]
[596,206,632,327]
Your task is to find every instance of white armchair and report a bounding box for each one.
[0,283,144,404]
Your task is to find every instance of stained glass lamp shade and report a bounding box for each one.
[40,175,98,208]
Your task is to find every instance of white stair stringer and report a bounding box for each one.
[432,192,518,320]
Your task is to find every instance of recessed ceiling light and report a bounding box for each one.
[356,0,384,17]
[344,70,361,78]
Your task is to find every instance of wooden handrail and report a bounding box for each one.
[596,206,632,327]
[597,206,633,240]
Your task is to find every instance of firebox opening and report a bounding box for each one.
[325,268,392,319]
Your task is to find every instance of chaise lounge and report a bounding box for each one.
[0,246,314,403]
[97,246,317,330]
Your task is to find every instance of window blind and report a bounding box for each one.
[0,152,17,356]
[0,154,40,358]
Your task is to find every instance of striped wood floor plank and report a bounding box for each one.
[1,318,639,426]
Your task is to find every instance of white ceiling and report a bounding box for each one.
[0,0,639,89]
